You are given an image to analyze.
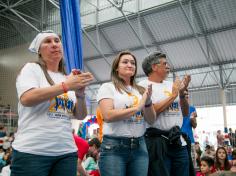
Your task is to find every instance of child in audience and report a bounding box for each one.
[196,156,215,176]
[82,150,99,175]
[0,151,11,176]
[215,146,231,171]
[0,147,5,159]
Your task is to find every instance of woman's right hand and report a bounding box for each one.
[136,84,152,111]
[65,71,94,91]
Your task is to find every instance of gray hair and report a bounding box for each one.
[142,51,166,76]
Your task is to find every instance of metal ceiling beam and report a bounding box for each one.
[0,13,26,24]
[48,0,59,9]
[41,0,45,30]
[84,19,236,61]
[48,0,111,67]
[0,0,33,14]
[84,62,101,82]
[176,0,222,88]
[95,0,101,50]
[225,68,235,88]
[11,0,33,8]
[83,0,98,9]
[107,0,150,53]
[14,9,40,23]
[99,29,117,53]
[88,61,236,86]
[219,65,224,88]
[11,0,24,7]
[139,16,159,50]
[191,0,228,87]
[82,28,111,66]
[200,72,208,87]
[138,15,175,69]
[83,0,196,32]
[94,0,117,53]
[9,8,40,32]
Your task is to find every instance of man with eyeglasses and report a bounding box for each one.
[139,52,195,176]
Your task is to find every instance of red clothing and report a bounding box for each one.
[73,134,89,160]
[196,172,211,176]
[196,172,204,176]
[89,170,100,176]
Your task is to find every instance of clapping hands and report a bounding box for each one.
[65,69,94,92]
[137,84,152,111]
[172,75,191,98]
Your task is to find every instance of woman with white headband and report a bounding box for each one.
[11,31,94,176]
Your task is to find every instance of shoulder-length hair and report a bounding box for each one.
[215,146,231,170]
[111,51,145,95]
[35,55,66,86]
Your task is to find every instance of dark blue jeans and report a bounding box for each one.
[11,149,77,176]
[98,135,148,176]
[165,145,189,176]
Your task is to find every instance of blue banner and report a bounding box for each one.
[59,0,83,73]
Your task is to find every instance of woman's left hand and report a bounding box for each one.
[145,84,152,105]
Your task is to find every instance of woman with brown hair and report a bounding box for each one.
[11,31,93,176]
[97,51,156,176]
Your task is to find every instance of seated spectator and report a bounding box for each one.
[0,124,6,138]
[231,148,236,160]
[195,142,202,168]
[0,150,12,172]
[0,151,11,176]
[214,146,231,171]
[83,151,98,174]
[217,130,225,147]
[73,130,89,176]
[196,156,215,176]
[211,171,236,176]
[231,159,236,173]
[83,138,101,176]
[0,147,5,159]
[201,145,215,159]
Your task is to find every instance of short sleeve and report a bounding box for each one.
[16,63,42,99]
[138,79,148,88]
[97,83,115,103]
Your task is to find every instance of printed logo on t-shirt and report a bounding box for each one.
[164,88,172,97]
[124,93,143,123]
[47,93,74,120]
[167,101,179,112]
[163,88,180,115]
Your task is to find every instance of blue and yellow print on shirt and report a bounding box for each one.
[47,93,75,120]
[163,88,180,113]
[125,92,143,123]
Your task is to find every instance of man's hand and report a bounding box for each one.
[180,75,191,95]
[172,77,182,97]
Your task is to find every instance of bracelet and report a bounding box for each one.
[61,82,68,93]
[145,102,152,108]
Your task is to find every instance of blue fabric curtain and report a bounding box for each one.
[59,0,83,73]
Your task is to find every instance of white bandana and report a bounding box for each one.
[28,31,59,54]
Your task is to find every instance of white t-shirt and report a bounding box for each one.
[13,63,77,156]
[139,79,186,145]
[1,165,10,176]
[97,83,146,138]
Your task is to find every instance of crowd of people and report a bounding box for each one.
[1,30,234,176]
